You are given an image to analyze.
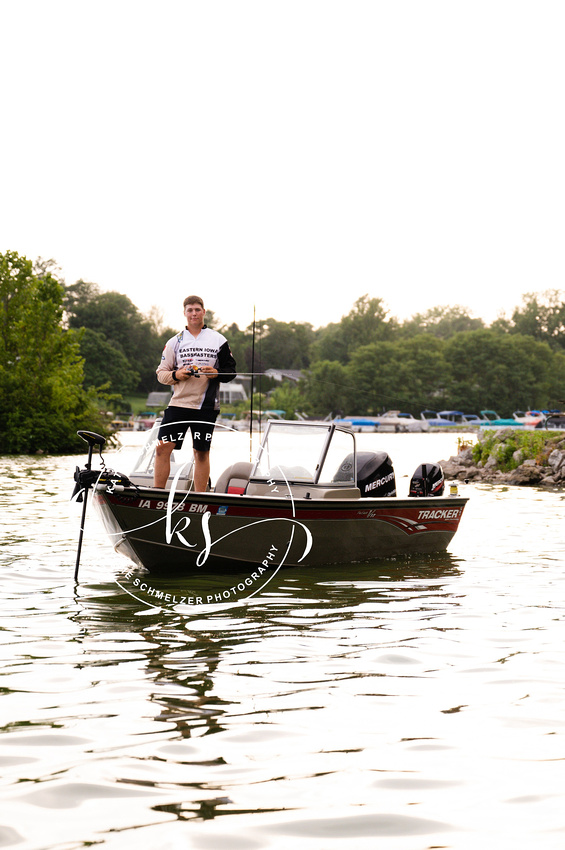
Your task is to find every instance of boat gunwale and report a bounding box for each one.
[96,484,469,511]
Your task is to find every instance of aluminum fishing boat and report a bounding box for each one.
[73,420,468,574]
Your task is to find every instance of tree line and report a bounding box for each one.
[232,294,565,420]
[1,248,564,453]
[64,286,565,420]
[0,252,106,453]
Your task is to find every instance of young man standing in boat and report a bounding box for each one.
[154,295,236,491]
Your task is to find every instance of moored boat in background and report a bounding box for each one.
[335,411,429,433]
[372,410,429,432]
[479,409,546,429]
[538,410,565,429]
[333,416,379,432]
[420,410,460,428]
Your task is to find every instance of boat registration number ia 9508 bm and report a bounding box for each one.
[136,498,208,512]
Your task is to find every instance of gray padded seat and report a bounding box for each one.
[214,461,253,494]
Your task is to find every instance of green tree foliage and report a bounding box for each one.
[80,328,140,394]
[504,290,565,350]
[394,336,450,412]
[267,383,307,419]
[343,336,449,416]
[301,296,565,417]
[0,251,108,453]
[309,321,349,365]
[549,351,565,408]
[312,294,396,364]
[445,330,558,415]
[8,257,563,426]
[64,281,174,393]
[220,323,252,373]
[301,361,350,416]
[253,319,315,370]
[400,305,485,339]
[281,299,565,418]
[303,329,565,418]
[344,341,399,414]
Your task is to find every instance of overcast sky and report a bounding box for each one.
[2,1,564,332]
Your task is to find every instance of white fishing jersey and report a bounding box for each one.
[157,326,236,410]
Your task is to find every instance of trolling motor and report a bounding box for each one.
[72,431,136,581]
[72,431,106,581]
[72,431,107,500]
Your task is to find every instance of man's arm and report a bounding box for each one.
[156,340,176,385]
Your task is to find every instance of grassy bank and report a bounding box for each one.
[472,429,563,472]
[443,427,565,487]
[119,394,151,416]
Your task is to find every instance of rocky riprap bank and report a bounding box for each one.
[440,428,565,487]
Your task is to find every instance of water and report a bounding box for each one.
[1,431,564,849]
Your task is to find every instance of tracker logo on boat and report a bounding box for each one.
[417,507,463,521]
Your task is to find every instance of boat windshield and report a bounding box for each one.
[251,422,356,486]
[128,424,161,477]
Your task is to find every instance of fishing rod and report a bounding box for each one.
[257,319,263,437]
[249,306,255,461]
[217,370,443,414]
[215,371,275,377]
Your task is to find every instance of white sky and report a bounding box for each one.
[1,1,564,332]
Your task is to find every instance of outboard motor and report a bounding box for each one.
[334,451,396,497]
[409,462,445,497]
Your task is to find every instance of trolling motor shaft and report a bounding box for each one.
[73,430,106,581]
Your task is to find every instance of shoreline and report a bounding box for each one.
[440,428,565,488]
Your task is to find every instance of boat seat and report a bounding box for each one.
[214,461,253,495]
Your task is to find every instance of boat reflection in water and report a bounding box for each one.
[73,420,468,584]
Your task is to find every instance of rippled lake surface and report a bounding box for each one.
[1,430,564,849]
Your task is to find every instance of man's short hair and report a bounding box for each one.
[183,295,204,309]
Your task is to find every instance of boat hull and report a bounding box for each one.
[94,487,468,573]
